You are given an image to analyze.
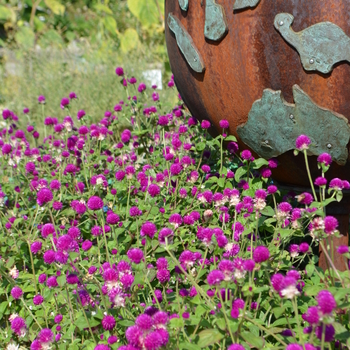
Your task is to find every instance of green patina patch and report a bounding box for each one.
[233,0,261,10]
[168,13,205,73]
[204,0,228,41]
[178,0,189,11]
[274,13,350,74]
[237,85,350,165]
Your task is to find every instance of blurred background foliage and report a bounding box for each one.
[0,0,166,57]
[0,0,177,131]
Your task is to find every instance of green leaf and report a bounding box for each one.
[39,29,64,47]
[0,301,8,314]
[103,16,117,35]
[118,319,134,327]
[0,6,15,22]
[196,142,206,152]
[94,4,113,15]
[336,191,343,202]
[13,218,23,227]
[57,275,66,287]
[272,306,285,318]
[251,158,269,169]
[15,27,35,49]
[127,0,162,27]
[241,331,264,348]
[44,0,65,15]
[260,206,275,217]
[304,285,323,297]
[120,28,140,53]
[224,135,237,142]
[279,229,294,238]
[216,317,226,330]
[196,329,224,348]
[179,343,199,350]
[75,315,100,331]
[234,166,247,182]
[169,317,184,328]
[272,317,296,327]
[195,305,208,318]
[217,178,225,188]
[306,264,315,277]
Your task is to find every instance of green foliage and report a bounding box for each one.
[0,45,176,142]
[0,0,165,59]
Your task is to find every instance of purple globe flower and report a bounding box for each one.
[316,290,336,315]
[201,120,211,129]
[253,246,270,263]
[337,245,349,254]
[295,134,311,150]
[219,119,229,129]
[135,314,154,331]
[87,196,104,210]
[140,222,157,238]
[314,177,327,186]
[207,270,225,286]
[11,286,23,299]
[11,317,26,336]
[30,241,42,254]
[144,331,163,350]
[324,216,338,235]
[241,150,252,160]
[115,67,124,76]
[302,306,319,325]
[317,153,332,166]
[60,97,70,109]
[102,315,116,330]
[127,248,144,264]
[37,188,53,206]
[137,83,146,93]
[329,178,343,190]
[157,269,170,284]
[148,184,160,197]
[43,250,56,264]
[66,273,79,284]
[33,294,44,305]
[38,95,46,103]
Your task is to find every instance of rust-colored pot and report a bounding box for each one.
[165,0,350,270]
[165,0,350,186]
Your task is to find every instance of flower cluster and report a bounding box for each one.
[0,67,349,350]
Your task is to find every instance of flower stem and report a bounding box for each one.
[27,240,38,295]
[21,297,42,329]
[216,286,235,344]
[303,150,317,201]
[292,297,305,349]
[77,292,96,344]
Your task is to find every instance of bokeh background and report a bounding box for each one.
[0,0,176,120]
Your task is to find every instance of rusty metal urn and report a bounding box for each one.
[165,0,350,270]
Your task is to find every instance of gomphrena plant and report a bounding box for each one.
[0,66,350,350]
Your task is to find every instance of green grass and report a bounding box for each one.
[0,45,177,140]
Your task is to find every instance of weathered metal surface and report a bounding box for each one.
[165,0,350,187]
[233,0,261,10]
[237,85,350,165]
[204,0,228,41]
[167,13,205,73]
[178,0,189,11]
[274,13,350,74]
